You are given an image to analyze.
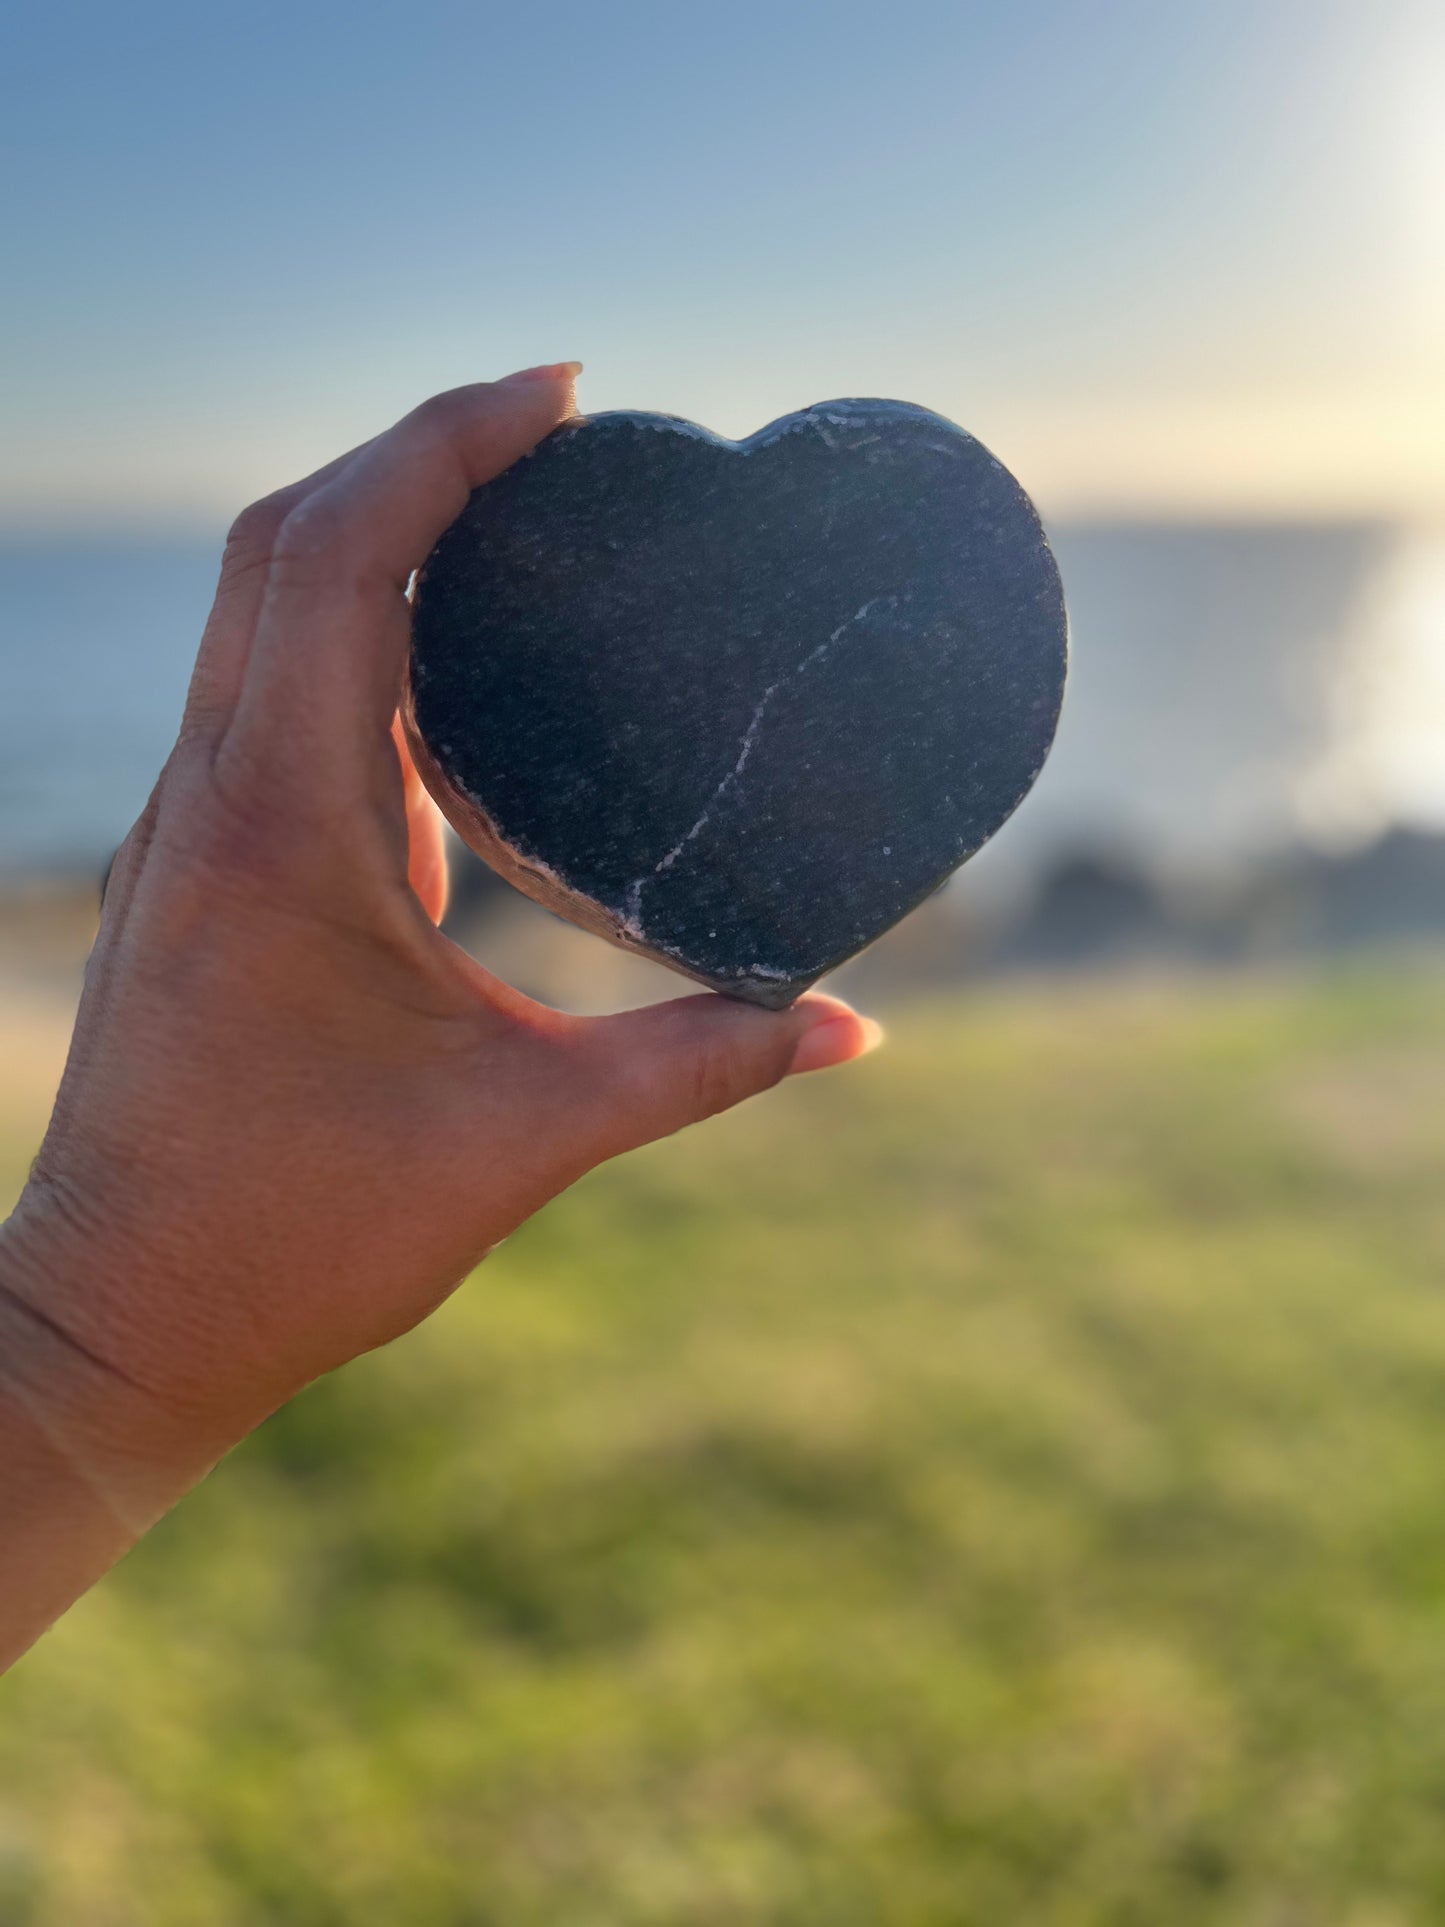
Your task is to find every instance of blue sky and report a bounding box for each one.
[4,0,1440,526]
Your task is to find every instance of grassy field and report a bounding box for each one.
[3,964,1445,1924]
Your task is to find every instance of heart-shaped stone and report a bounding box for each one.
[405,399,1067,1007]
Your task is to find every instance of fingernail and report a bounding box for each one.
[787,1015,885,1077]
[500,361,583,384]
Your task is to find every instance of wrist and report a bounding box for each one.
[0,1378,139,1671]
[0,1196,239,1533]
[0,1223,156,1670]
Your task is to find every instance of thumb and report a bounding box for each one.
[574,992,883,1160]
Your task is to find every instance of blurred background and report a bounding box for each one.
[2,1,1444,1919]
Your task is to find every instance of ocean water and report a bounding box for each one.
[2,523,1442,887]
[0,537,224,876]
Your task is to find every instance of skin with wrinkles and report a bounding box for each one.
[0,369,880,1673]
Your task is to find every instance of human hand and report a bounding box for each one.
[0,368,879,1660]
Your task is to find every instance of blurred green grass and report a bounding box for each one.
[4,966,1445,1925]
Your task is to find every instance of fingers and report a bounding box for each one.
[564,992,883,1164]
[218,370,580,808]
[392,717,449,925]
[180,437,377,741]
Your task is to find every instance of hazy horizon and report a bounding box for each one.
[6,520,1443,883]
[3,507,1442,547]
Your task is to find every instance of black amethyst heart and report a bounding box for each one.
[404,399,1067,1008]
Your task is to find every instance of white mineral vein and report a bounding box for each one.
[621,593,896,931]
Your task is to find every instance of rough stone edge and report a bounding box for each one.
[404,396,1068,1010]
[399,695,808,1010]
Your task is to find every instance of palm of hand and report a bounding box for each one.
[5,372,875,1516]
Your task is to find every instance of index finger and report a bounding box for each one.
[219,366,580,803]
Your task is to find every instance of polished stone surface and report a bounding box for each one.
[405,400,1068,1006]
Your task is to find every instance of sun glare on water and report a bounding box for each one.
[1358,533,1445,827]
[1305,530,1445,839]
